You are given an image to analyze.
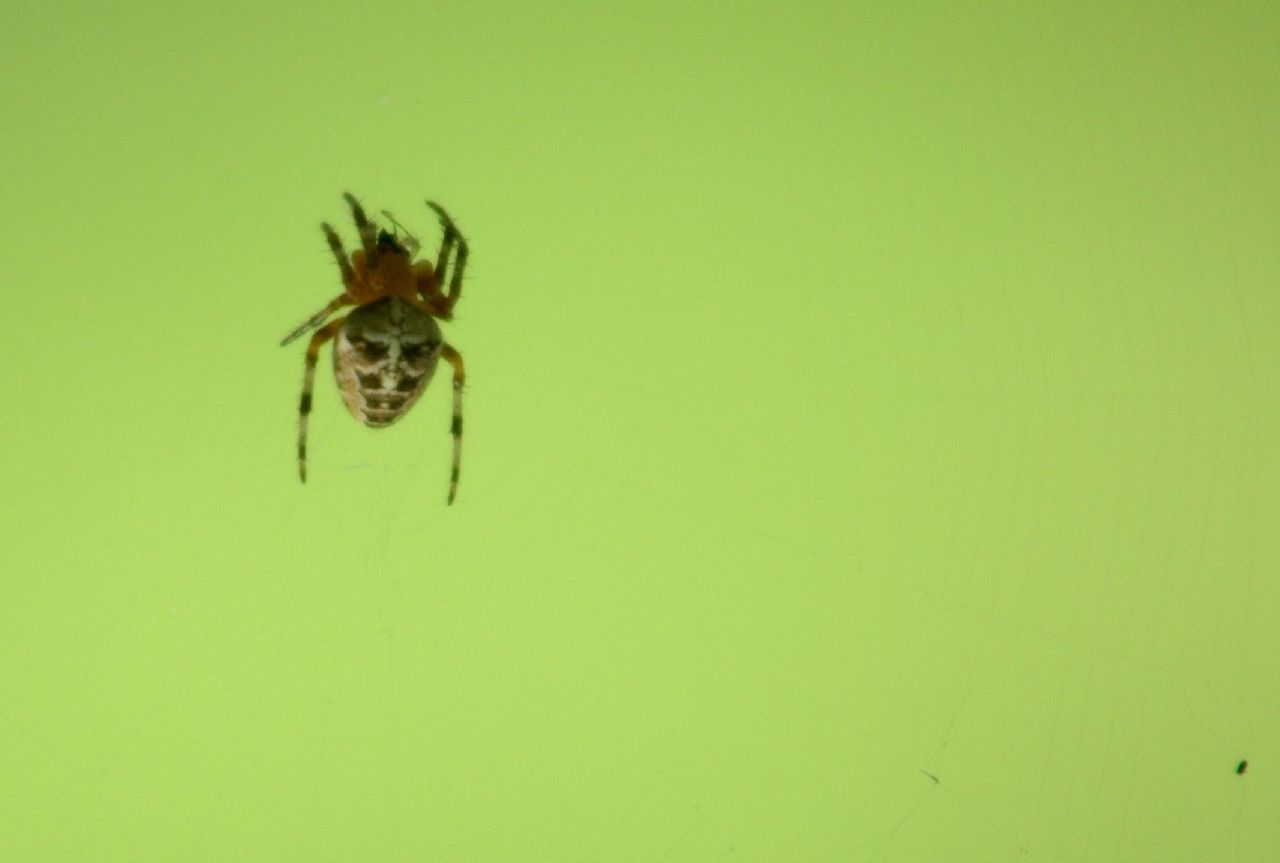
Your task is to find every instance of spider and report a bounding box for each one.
[281,192,468,503]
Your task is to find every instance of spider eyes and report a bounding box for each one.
[376,230,402,252]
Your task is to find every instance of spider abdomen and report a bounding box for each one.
[333,297,442,428]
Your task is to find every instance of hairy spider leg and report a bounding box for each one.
[410,204,454,317]
[322,222,356,286]
[296,317,347,482]
[440,343,465,504]
[280,293,348,346]
[424,201,468,317]
[279,222,358,346]
[343,192,378,262]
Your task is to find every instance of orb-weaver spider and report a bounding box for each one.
[281,193,468,503]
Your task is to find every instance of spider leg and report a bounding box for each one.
[440,343,465,504]
[280,293,349,346]
[343,192,377,261]
[412,261,442,313]
[322,222,355,286]
[295,317,346,482]
[425,201,467,316]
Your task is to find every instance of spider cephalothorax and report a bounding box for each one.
[281,193,468,503]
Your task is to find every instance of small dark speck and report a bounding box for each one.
[1236,760,1248,775]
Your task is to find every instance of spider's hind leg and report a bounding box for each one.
[440,343,465,504]
[295,317,346,482]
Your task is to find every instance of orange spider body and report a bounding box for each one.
[347,235,425,306]
[282,193,469,503]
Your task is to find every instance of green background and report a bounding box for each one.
[3,1,1277,860]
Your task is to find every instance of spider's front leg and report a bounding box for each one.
[422,201,467,318]
[295,317,346,482]
[343,192,377,261]
[279,222,358,346]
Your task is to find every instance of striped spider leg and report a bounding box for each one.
[281,193,469,503]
